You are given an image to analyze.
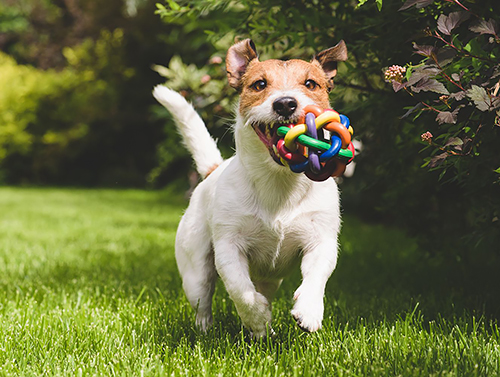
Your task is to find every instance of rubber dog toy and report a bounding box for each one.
[276,105,355,182]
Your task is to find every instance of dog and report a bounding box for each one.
[153,39,348,337]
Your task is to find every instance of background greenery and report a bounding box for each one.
[1,0,499,259]
[153,0,500,258]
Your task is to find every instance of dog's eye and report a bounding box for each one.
[251,80,267,91]
[305,79,318,90]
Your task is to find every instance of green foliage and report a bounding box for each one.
[384,1,500,249]
[0,0,179,186]
[153,55,233,124]
[388,4,500,179]
[154,0,500,255]
[0,187,498,375]
[150,53,236,183]
[0,3,29,34]
[0,51,99,169]
[358,0,384,11]
[0,33,124,184]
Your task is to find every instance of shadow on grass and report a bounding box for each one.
[332,215,500,320]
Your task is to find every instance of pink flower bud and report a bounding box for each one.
[201,75,211,84]
[384,65,406,83]
[421,131,433,144]
[210,56,223,65]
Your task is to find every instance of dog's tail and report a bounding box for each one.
[153,85,223,179]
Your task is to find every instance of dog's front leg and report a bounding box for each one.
[214,238,272,337]
[292,239,338,332]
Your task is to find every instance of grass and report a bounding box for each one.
[0,187,499,376]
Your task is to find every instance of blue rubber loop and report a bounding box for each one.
[319,135,342,161]
[339,114,350,129]
[290,160,309,173]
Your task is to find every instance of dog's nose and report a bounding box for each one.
[273,97,298,117]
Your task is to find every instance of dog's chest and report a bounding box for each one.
[237,213,303,277]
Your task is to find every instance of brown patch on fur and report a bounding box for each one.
[312,40,348,90]
[203,163,220,179]
[238,59,331,116]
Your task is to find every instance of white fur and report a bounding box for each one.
[244,89,315,127]
[154,83,341,337]
[153,85,223,178]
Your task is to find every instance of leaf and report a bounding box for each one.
[399,0,433,11]
[444,137,463,151]
[437,12,470,35]
[491,64,500,80]
[392,81,406,92]
[400,102,424,119]
[469,19,498,36]
[413,43,437,58]
[462,138,473,154]
[407,66,440,86]
[435,47,457,66]
[467,85,495,111]
[411,77,449,95]
[436,111,456,125]
[166,0,181,11]
[428,152,447,168]
[450,91,466,101]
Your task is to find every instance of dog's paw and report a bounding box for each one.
[195,313,213,332]
[236,291,273,337]
[291,289,324,333]
[250,326,275,339]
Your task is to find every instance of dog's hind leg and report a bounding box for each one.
[175,207,216,331]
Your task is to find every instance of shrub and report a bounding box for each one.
[0,0,178,186]
[383,0,500,252]
[0,33,119,185]
[154,0,500,255]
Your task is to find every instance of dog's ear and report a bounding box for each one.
[226,39,259,90]
[313,40,348,90]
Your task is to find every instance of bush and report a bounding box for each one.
[383,0,500,250]
[0,0,178,186]
[0,33,120,185]
[154,0,500,256]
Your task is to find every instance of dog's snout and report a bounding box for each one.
[273,97,298,118]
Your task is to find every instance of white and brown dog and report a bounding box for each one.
[153,39,348,337]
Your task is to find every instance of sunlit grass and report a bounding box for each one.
[0,187,498,376]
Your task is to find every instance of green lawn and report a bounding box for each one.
[0,187,498,376]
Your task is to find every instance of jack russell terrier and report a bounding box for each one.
[153,38,348,337]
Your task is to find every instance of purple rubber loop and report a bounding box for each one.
[305,112,321,173]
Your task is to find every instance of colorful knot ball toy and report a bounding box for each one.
[276,105,355,182]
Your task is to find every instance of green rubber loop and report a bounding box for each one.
[277,126,353,160]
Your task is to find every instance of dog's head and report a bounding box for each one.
[226,39,348,164]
